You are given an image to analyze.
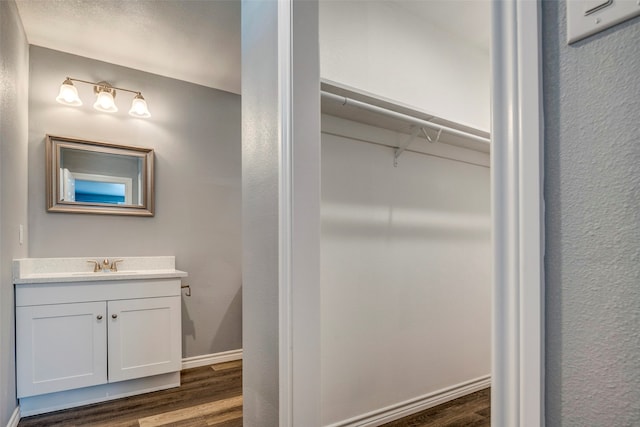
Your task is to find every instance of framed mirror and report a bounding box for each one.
[46,135,154,216]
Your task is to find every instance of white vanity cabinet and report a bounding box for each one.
[107,296,181,382]
[13,256,187,416]
[16,291,181,398]
[16,301,108,397]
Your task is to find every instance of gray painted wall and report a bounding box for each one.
[241,1,280,424]
[0,0,29,424]
[28,46,242,359]
[543,2,640,425]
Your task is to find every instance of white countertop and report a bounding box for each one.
[13,256,188,284]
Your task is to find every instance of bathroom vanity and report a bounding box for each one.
[13,256,187,416]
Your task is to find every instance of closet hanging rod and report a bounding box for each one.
[321,91,491,146]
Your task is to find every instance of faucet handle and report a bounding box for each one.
[110,259,123,272]
[87,260,100,272]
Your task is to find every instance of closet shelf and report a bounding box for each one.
[320,81,491,156]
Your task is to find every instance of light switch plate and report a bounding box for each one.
[567,0,640,44]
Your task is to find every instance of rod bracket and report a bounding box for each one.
[422,127,443,144]
[394,126,422,167]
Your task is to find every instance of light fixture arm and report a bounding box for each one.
[64,77,142,96]
[58,76,151,118]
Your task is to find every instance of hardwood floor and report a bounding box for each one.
[18,361,489,426]
[382,388,490,427]
[18,361,242,427]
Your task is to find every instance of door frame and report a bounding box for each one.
[242,0,546,425]
[491,1,545,426]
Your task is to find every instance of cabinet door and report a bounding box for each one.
[107,296,181,383]
[16,302,107,398]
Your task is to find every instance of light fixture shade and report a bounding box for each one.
[55,79,82,106]
[93,88,118,113]
[129,93,151,118]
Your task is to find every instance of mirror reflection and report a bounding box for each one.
[46,135,154,216]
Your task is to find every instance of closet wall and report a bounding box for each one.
[320,117,491,425]
[319,1,490,131]
[319,2,491,425]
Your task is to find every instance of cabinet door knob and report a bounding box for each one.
[112,314,118,319]
[97,315,103,320]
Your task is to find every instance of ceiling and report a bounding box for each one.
[15,0,489,95]
[391,0,490,53]
[16,0,241,94]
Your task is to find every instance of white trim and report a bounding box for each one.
[181,349,243,370]
[278,1,322,426]
[324,376,491,427]
[277,2,294,427]
[491,1,545,426]
[516,2,545,425]
[6,407,20,427]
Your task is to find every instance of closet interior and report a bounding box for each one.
[319,80,491,425]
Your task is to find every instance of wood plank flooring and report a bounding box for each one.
[18,360,489,427]
[382,388,490,427]
[18,362,242,427]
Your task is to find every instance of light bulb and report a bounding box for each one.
[55,79,82,106]
[93,89,118,113]
[129,93,151,118]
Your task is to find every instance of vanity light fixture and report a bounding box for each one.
[129,93,151,118]
[55,78,82,106]
[93,82,118,113]
[56,77,151,118]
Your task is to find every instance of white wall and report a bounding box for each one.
[319,1,490,132]
[28,46,242,359]
[0,1,29,424]
[320,124,491,424]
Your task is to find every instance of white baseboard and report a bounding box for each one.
[6,406,20,427]
[324,375,491,427]
[181,349,243,370]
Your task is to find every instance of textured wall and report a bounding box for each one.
[28,47,242,359]
[543,2,640,425]
[241,1,280,424]
[0,1,29,424]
